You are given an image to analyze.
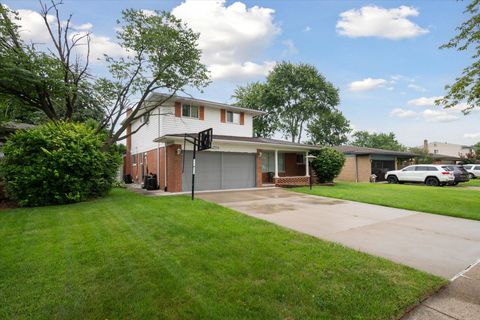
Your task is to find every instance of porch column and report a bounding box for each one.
[305,151,310,177]
[274,149,279,178]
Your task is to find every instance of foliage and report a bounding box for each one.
[233,62,340,142]
[0,121,120,206]
[459,151,480,164]
[409,147,433,164]
[0,3,209,145]
[307,110,351,146]
[232,82,277,137]
[437,0,480,113]
[0,188,444,319]
[98,9,210,145]
[351,131,407,151]
[310,147,346,183]
[0,3,105,122]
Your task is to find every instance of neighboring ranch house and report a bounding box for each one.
[334,146,417,182]
[124,93,321,192]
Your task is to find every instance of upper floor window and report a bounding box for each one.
[182,104,199,118]
[140,113,149,124]
[226,111,240,124]
[434,149,439,154]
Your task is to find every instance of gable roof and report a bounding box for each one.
[333,145,417,157]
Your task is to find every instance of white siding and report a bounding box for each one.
[130,102,255,154]
[130,106,164,154]
[160,102,253,138]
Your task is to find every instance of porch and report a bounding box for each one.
[259,150,312,187]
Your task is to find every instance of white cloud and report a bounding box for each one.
[303,26,311,32]
[408,96,442,107]
[281,39,298,56]
[407,83,427,92]
[336,5,428,40]
[15,9,56,43]
[348,78,387,92]
[208,61,276,80]
[172,0,279,80]
[422,109,459,123]
[390,108,417,118]
[464,132,480,139]
[72,22,93,31]
[11,8,124,63]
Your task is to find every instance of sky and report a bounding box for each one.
[3,0,479,147]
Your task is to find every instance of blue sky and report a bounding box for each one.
[4,0,479,146]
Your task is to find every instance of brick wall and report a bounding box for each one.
[336,155,372,182]
[256,149,262,187]
[285,153,306,176]
[166,144,182,192]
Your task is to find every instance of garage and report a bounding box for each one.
[182,151,256,191]
[371,160,396,182]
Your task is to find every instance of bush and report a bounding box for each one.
[0,122,121,207]
[310,147,346,183]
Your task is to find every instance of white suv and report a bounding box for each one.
[385,165,455,186]
[463,165,480,179]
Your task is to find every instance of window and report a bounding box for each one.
[226,111,240,124]
[132,154,137,166]
[140,113,149,124]
[296,153,305,164]
[402,166,415,171]
[464,165,472,170]
[182,104,199,118]
[434,149,439,154]
[475,166,480,170]
[261,152,285,172]
[416,166,437,171]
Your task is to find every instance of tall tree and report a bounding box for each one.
[232,82,277,138]
[306,110,351,146]
[233,62,339,143]
[351,131,406,151]
[437,0,480,112]
[0,2,96,121]
[0,3,209,145]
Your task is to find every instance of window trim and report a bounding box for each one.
[181,104,199,119]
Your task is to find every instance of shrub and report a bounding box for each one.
[310,147,346,183]
[0,122,121,206]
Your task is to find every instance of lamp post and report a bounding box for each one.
[306,155,317,190]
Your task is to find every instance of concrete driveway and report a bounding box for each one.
[198,188,480,279]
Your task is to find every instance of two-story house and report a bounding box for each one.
[124,93,320,192]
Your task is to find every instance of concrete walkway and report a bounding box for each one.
[402,261,480,320]
[197,188,480,279]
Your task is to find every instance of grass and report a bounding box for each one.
[463,178,480,187]
[0,189,445,319]
[295,182,480,221]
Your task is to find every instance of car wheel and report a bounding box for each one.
[425,177,439,186]
[469,173,475,179]
[387,175,398,184]
[452,182,459,186]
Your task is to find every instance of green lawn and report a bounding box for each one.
[295,182,480,221]
[0,189,444,319]
[463,178,480,187]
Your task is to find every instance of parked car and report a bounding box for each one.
[385,165,455,186]
[442,165,470,185]
[463,164,480,179]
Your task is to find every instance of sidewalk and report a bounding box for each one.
[402,261,480,320]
